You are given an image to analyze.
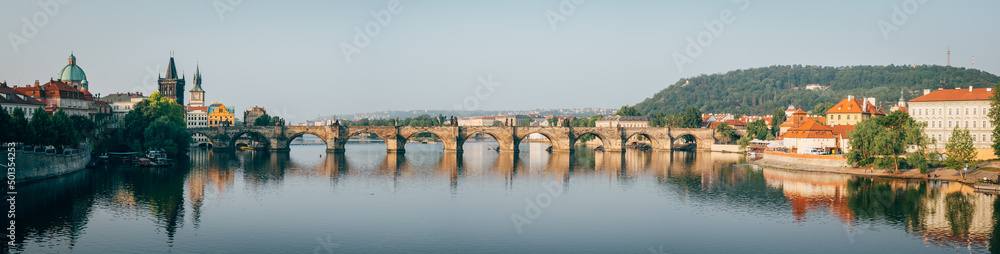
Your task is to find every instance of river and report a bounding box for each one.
[8,142,1000,253]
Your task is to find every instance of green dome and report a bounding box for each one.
[58,64,87,82]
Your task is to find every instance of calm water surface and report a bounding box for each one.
[9,142,1000,253]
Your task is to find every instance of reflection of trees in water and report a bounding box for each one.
[846,178,996,252]
[656,156,787,212]
[990,197,1000,254]
[945,192,974,236]
[16,157,193,250]
[846,178,931,229]
[12,169,96,251]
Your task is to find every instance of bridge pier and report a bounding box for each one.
[386,136,406,153]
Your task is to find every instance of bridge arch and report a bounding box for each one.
[624,132,664,150]
[285,130,330,149]
[230,130,271,150]
[461,126,516,152]
[570,131,612,150]
[669,128,715,150]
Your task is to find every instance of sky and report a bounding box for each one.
[1,0,998,123]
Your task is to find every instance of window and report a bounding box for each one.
[966,108,969,115]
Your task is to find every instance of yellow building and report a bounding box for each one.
[825,96,885,125]
[207,103,235,127]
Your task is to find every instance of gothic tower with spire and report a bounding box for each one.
[158,52,186,104]
[189,64,205,107]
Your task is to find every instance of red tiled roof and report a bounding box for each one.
[0,85,45,105]
[826,97,885,115]
[187,106,209,111]
[13,80,92,100]
[780,120,836,139]
[910,88,992,102]
[831,125,855,139]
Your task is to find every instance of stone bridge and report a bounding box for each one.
[187,125,716,153]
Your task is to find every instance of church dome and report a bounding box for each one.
[57,54,88,83]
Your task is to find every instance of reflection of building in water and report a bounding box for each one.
[918,182,994,250]
[763,168,997,251]
[762,169,854,223]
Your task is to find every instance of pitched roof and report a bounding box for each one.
[780,120,837,139]
[826,97,885,115]
[910,88,992,102]
[0,84,45,105]
[831,125,855,139]
[14,80,92,100]
[165,56,178,79]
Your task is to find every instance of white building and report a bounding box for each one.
[909,86,995,160]
[99,92,147,128]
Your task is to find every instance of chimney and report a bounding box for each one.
[969,86,973,92]
[989,88,994,92]
[862,98,868,112]
[847,95,854,101]
[34,80,40,87]
[923,89,931,95]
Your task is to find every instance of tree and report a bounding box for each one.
[9,107,28,143]
[681,107,702,128]
[144,116,191,155]
[746,119,768,140]
[811,102,836,116]
[634,65,1000,117]
[50,110,80,148]
[119,92,189,154]
[254,113,274,126]
[991,82,1000,157]
[28,107,54,146]
[737,135,752,149]
[715,122,735,144]
[771,108,786,137]
[945,126,976,172]
[0,108,11,142]
[904,121,930,173]
[615,106,640,116]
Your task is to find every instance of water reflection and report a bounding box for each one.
[10,142,1000,253]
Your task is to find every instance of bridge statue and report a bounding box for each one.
[188,123,716,153]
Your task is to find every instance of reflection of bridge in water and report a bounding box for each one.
[187,125,717,153]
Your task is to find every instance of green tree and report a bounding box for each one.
[991,82,1000,157]
[0,108,11,142]
[50,110,80,148]
[811,102,836,116]
[254,113,274,126]
[681,107,702,128]
[615,106,640,116]
[736,135,752,149]
[771,108,786,136]
[9,108,29,144]
[144,116,191,155]
[119,92,189,154]
[904,121,930,173]
[945,126,976,172]
[746,119,768,140]
[28,107,54,146]
[715,122,735,144]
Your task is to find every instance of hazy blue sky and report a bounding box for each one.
[1,0,997,123]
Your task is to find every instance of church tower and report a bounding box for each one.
[189,64,205,107]
[158,52,186,105]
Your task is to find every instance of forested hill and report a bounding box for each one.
[634,65,1000,116]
